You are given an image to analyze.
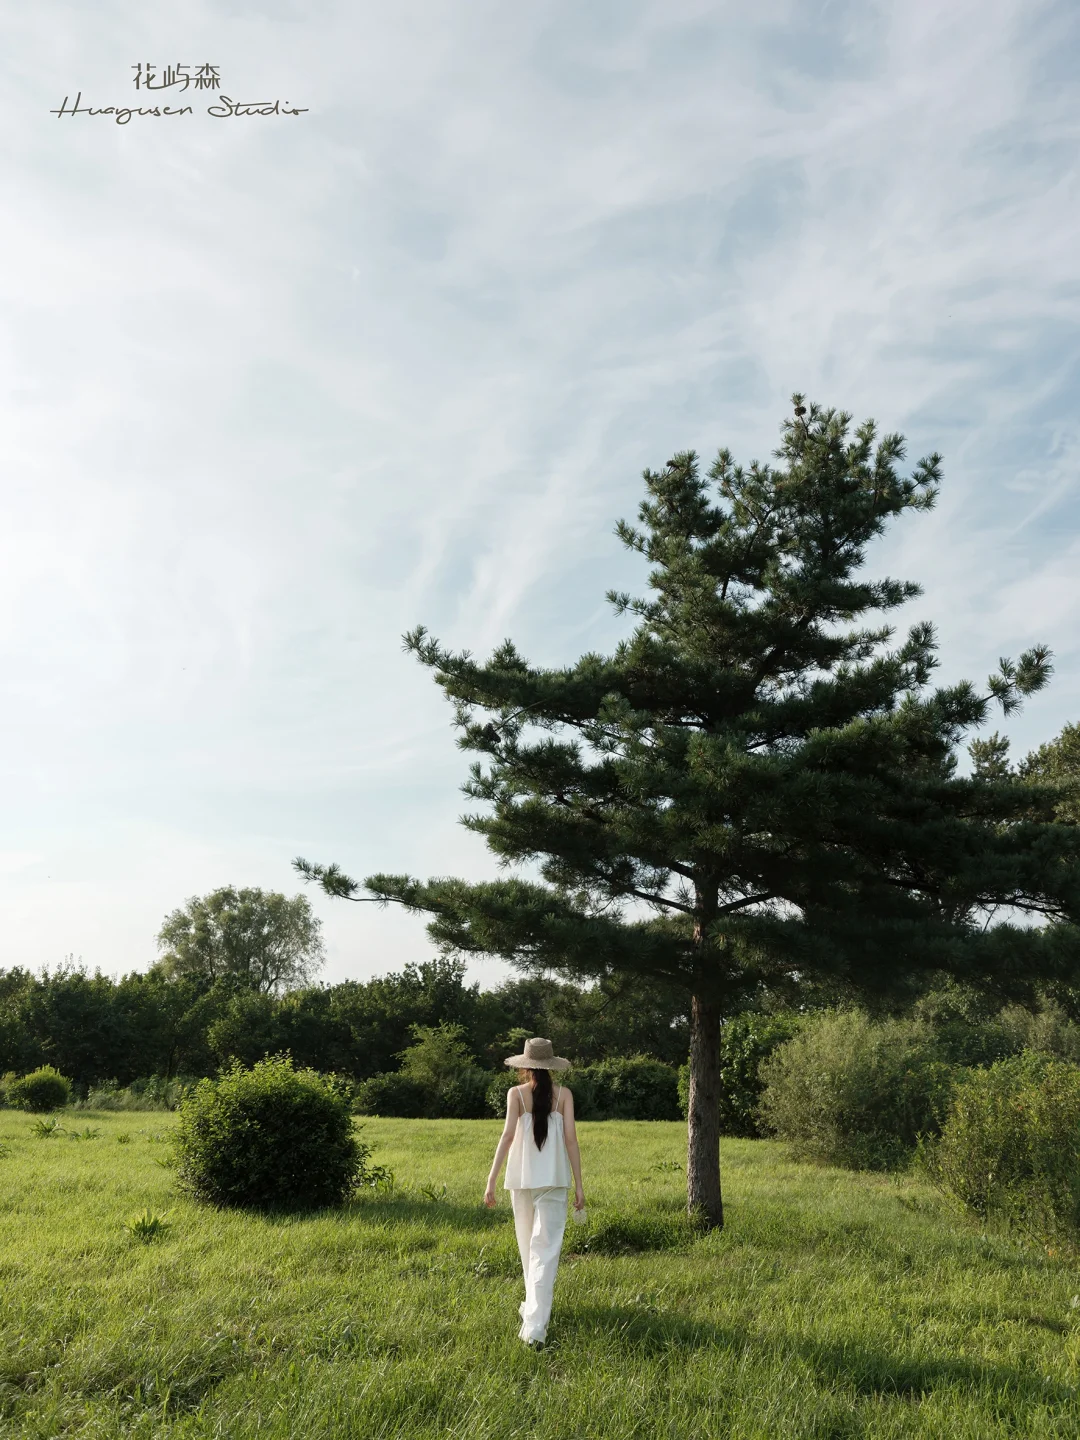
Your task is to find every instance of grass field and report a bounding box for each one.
[1,1111,1078,1439]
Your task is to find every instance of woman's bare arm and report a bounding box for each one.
[483,1086,521,1207]
[560,1087,585,1210]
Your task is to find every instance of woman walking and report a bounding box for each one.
[484,1037,585,1348]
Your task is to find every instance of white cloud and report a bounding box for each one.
[1,0,1078,979]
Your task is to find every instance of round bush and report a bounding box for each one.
[7,1066,72,1113]
[926,1051,1080,1243]
[172,1056,370,1209]
[757,1009,955,1170]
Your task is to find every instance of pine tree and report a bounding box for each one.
[296,399,1080,1228]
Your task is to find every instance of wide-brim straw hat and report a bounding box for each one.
[504,1037,570,1071]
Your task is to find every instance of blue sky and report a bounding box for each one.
[2,0,1078,987]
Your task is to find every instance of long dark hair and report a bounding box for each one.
[527,1067,554,1150]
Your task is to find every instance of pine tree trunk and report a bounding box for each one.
[686,990,723,1229]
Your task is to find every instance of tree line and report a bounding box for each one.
[0,951,690,1093]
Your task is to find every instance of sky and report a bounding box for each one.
[1,0,1078,989]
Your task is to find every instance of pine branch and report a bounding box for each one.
[292,857,415,906]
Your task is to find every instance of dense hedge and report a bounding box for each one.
[355,1068,490,1118]
[576,1056,680,1120]
[354,1072,429,1117]
[0,959,691,1090]
[484,1058,680,1121]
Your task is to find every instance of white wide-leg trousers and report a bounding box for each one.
[509,1186,568,1343]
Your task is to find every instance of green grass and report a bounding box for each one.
[1,1111,1078,1438]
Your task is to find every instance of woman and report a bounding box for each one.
[484,1037,585,1348]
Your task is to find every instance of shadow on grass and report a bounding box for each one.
[559,1305,1075,1406]
[339,1197,699,1251]
[344,1192,508,1233]
[205,1192,505,1233]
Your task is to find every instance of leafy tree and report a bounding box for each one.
[297,400,1080,1229]
[155,887,325,995]
[396,1021,478,1089]
[274,988,356,1074]
[541,973,689,1067]
[0,969,45,1076]
[966,722,1080,1018]
[4,966,152,1089]
[1020,721,1080,823]
[0,957,686,1089]
[394,1020,492,1117]
[475,972,689,1068]
[206,991,284,1068]
[324,957,483,1077]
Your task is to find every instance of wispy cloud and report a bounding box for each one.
[1,0,1078,980]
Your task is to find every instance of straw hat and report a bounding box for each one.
[503,1037,570,1071]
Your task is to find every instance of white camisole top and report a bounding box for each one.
[503,1084,572,1191]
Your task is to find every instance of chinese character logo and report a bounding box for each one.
[131,63,221,92]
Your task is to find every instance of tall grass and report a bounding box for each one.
[76,1077,194,1111]
[0,1111,1077,1437]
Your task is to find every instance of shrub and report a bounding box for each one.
[911,983,1020,1068]
[354,1071,428,1117]
[677,1011,803,1136]
[996,1003,1080,1064]
[358,1022,491,1118]
[7,1066,72,1113]
[356,1066,492,1119]
[396,1022,476,1090]
[124,1209,171,1244]
[757,1009,955,1170]
[925,1051,1080,1245]
[574,1056,680,1121]
[564,1068,599,1118]
[486,1065,603,1118]
[927,1019,1016,1069]
[80,1076,196,1111]
[358,1023,492,1118]
[30,1116,65,1138]
[171,1056,371,1210]
[486,1069,518,1116]
[437,1066,491,1119]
